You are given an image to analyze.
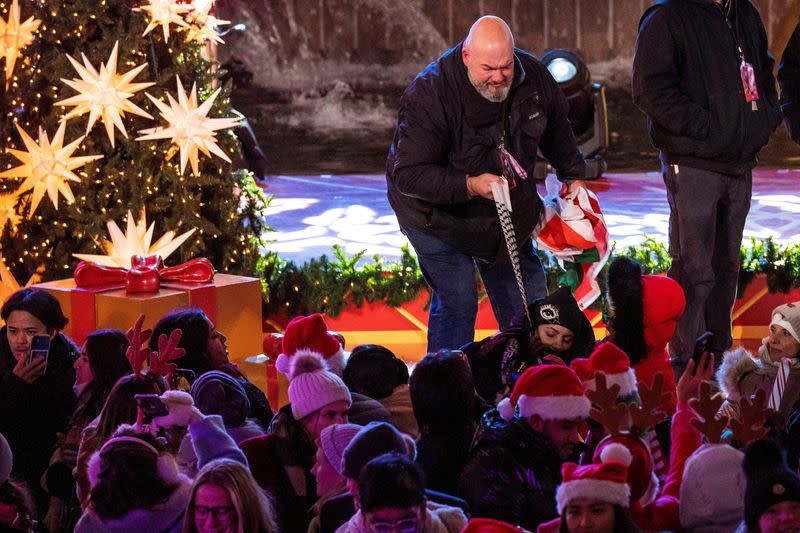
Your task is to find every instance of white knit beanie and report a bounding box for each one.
[679,444,746,531]
[288,349,352,420]
[319,423,363,476]
[771,302,800,344]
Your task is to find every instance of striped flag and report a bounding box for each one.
[768,358,792,411]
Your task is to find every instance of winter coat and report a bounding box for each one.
[779,23,800,143]
[717,344,800,420]
[634,274,685,415]
[386,42,583,260]
[242,404,317,533]
[459,410,565,530]
[465,327,570,405]
[0,329,78,493]
[334,501,467,533]
[378,384,419,438]
[176,417,265,477]
[632,0,781,176]
[73,479,191,533]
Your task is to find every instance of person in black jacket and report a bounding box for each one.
[386,16,586,352]
[459,365,590,530]
[632,0,782,378]
[779,22,800,143]
[0,288,78,514]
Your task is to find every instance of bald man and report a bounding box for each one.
[386,16,585,352]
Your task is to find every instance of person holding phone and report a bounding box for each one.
[0,288,78,513]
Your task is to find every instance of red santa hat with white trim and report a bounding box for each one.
[275,314,346,377]
[571,342,639,399]
[556,443,632,513]
[498,365,591,422]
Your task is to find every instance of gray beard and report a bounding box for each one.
[468,69,510,103]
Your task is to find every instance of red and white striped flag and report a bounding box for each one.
[768,358,792,411]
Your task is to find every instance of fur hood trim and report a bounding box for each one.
[716,347,759,401]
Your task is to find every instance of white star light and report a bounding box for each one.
[137,76,240,176]
[137,0,191,40]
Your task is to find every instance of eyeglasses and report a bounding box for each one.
[367,516,421,533]
[193,505,234,522]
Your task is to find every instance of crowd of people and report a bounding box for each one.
[1,250,800,532]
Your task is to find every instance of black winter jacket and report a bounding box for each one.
[458,411,565,530]
[779,23,800,143]
[386,43,584,260]
[0,329,77,491]
[632,0,781,175]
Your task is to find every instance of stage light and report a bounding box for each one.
[538,48,609,179]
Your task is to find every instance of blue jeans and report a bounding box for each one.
[401,225,548,352]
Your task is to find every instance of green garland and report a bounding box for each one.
[258,234,800,319]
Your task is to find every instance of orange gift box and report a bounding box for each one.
[34,273,263,363]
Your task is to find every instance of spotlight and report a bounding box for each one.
[537,48,609,179]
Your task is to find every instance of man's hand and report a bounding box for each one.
[563,179,589,195]
[13,356,46,384]
[467,173,505,200]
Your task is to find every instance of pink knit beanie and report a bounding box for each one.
[288,350,352,420]
[319,423,363,475]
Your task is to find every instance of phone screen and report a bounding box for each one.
[134,394,169,421]
[171,369,196,392]
[28,335,51,365]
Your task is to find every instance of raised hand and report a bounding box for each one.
[689,382,728,444]
[729,388,771,443]
[125,314,152,374]
[677,353,715,403]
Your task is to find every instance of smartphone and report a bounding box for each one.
[692,331,714,366]
[134,394,169,421]
[27,335,50,366]
[171,369,196,392]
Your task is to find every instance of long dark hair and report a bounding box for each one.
[606,257,646,365]
[91,373,167,446]
[72,330,132,426]
[558,505,640,533]
[150,308,213,375]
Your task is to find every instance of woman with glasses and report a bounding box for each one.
[337,453,466,533]
[183,458,278,533]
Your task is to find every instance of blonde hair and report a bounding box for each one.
[183,459,278,533]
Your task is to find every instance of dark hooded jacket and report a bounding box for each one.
[458,410,566,530]
[779,22,800,143]
[386,43,584,260]
[632,0,781,175]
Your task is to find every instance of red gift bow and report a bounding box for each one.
[74,257,215,293]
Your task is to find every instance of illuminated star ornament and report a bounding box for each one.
[0,0,41,83]
[73,209,196,268]
[0,122,102,215]
[137,76,240,176]
[185,0,229,45]
[56,41,155,147]
[136,0,191,40]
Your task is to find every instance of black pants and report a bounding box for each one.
[662,163,752,378]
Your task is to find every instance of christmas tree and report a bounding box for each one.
[0,0,269,285]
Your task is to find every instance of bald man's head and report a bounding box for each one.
[462,17,515,102]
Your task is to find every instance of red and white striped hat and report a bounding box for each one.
[571,342,638,398]
[556,444,632,513]
[498,365,590,422]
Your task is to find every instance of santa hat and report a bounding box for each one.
[556,443,632,513]
[276,314,346,376]
[288,350,352,420]
[460,517,524,532]
[498,365,590,422]
[593,433,659,506]
[571,342,638,398]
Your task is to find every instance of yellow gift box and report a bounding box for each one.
[34,273,263,363]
